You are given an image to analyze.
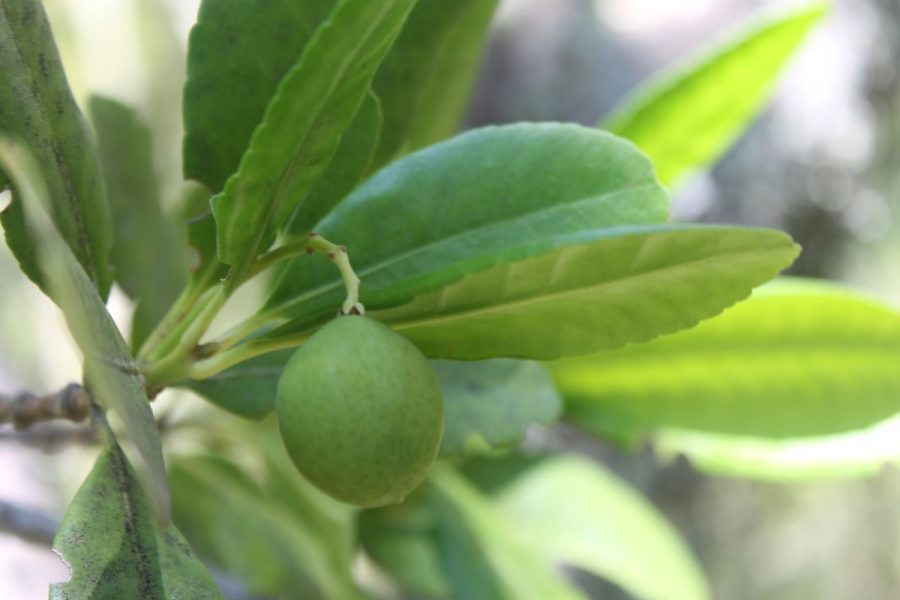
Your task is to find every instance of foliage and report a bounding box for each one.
[6,1,892,598]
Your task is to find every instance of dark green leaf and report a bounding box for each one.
[211,0,418,281]
[286,89,383,235]
[0,140,169,520]
[183,0,336,192]
[371,0,498,169]
[88,96,188,347]
[182,349,292,419]
[494,456,708,600]
[51,445,220,599]
[0,0,113,295]
[434,359,562,457]
[603,2,827,187]
[263,123,668,338]
[372,225,798,360]
[555,278,900,441]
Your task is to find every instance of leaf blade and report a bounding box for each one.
[603,2,827,187]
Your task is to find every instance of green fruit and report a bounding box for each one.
[276,316,444,507]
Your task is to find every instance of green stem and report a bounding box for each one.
[188,334,311,381]
[246,237,312,280]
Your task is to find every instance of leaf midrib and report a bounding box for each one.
[390,241,790,331]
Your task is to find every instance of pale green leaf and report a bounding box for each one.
[372,0,498,168]
[603,2,827,187]
[373,225,798,360]
[495,456,708,600]
[51,445,220,599]
[430,464,587,600]
[211,0,418,281]
[0,140,169,520]
[263,123,668,338]
[556,279,900,440]
[434,359,562,457]
[183,0,335,192]
[0,0,113,295]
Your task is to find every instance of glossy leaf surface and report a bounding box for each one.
[263,123,668,337]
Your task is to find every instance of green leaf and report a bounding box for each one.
[0,140,170,520]
[285,89,383,235]
[183,0,336,192]
[371,0,498,169]
[434,359,562,457]
[170,454,361,599]
[652,415,900,482]
[555,278,900,440]
[182,349,292,419]
[494,456,708,600]
[88,96,188,346]
[603,2,827,187]
[430,465,587,600]
[211,0,418,281]
[372,225,798,360]
[51,445,220,599]
[0,0,113,295]
[263,123,668,337]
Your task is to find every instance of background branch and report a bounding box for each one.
[0,383,91,429]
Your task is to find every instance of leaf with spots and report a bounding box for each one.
[0,0,113,297]
[51,443,221,599]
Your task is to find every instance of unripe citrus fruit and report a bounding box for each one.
[276,316,444,507]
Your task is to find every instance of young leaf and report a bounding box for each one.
[494,456,709,600]
[555,279,900,440]
[211,0,418,282]
[371,225,798,360]
[0,140,170,521]
[434,359,562,457]
[371,0,499,169]
[603,2,827,187]
[182,349,293,419]
[264,123,668,336]
[183,0,336,192]
[52,445,220,599]
[89,96,188,345]
[285,90,383,235]
[0,0,113,295]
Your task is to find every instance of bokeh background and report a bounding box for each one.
[2,0,899,598]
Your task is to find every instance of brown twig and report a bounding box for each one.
[0,384,91,430]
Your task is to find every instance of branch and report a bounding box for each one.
[0,383,91,430]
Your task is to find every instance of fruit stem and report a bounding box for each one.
[306,232,365,316]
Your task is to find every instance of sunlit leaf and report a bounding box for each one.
[603,2,827,187]
[373,225,798,360]
[556,279,900,439]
